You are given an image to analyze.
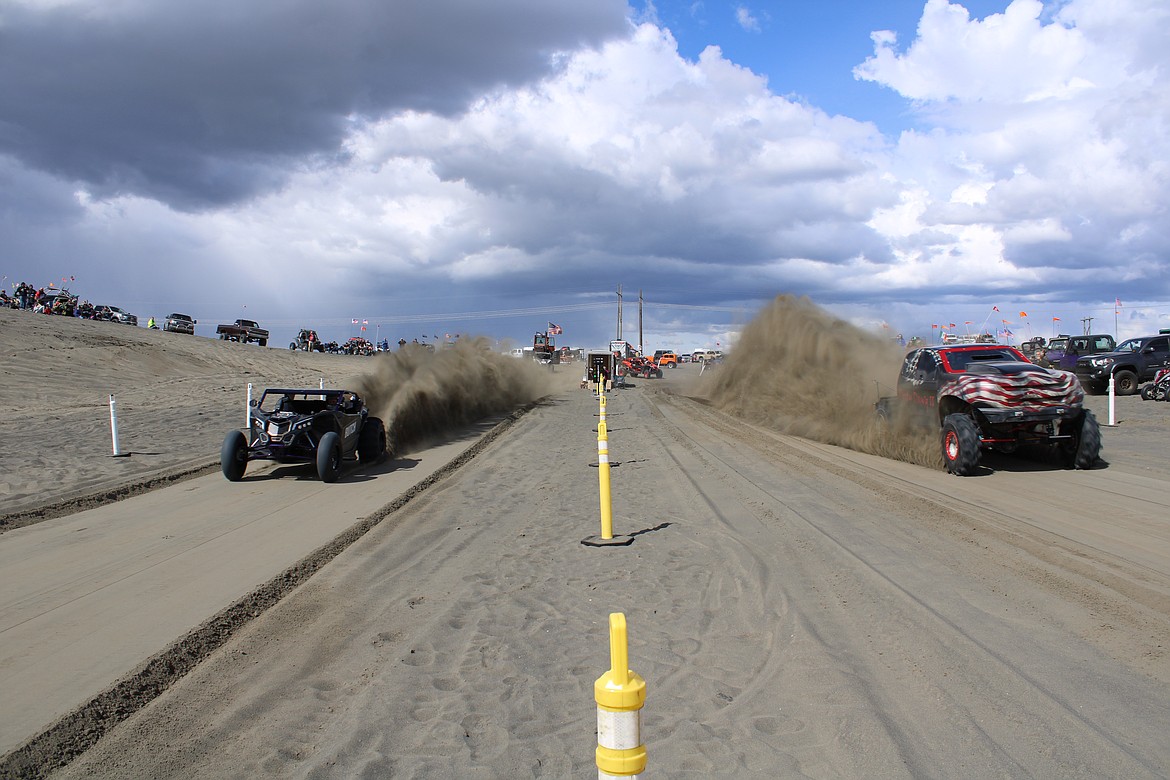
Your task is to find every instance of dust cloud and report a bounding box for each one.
[702,295,942,469]
[353,338,552,454]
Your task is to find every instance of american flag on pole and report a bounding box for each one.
[548,322,563,335]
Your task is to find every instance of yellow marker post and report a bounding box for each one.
[597,421,613,540]
[599,393,607,425]
[595,613,647,778]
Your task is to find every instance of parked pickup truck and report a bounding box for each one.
[1074,334,1170,395]
[163,312,197,334]
[216,318,269,346]
[1045,333,1115,372]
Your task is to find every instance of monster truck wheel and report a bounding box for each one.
[317,431,342,483]
[941,414,980,476]
[358,417,387,463]
[1112,369,1138,395]
[874,406,890,443]
[220,430,248,481]
[1068,409,1101,470]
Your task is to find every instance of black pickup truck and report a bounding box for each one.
[1073,334,1170,394]
[216,318,269,346]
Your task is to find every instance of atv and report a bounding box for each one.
[221,388,387,483]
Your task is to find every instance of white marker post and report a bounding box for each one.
[1108,372,1116,426]
[109,394,122,456]
[246,382,253,430]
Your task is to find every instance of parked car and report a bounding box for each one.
[97,305,138,326]
[1074,334,1170,395]
[1046,333,1115,372]
[163,312,196,334]
[657,352,679,368]
[216,318,269,346]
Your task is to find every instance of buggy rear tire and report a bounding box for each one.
[317,431,342,483]
[941,414,980,476]
[1068,409,1101,470]
[358,417,387,463]
[220,430,248,481]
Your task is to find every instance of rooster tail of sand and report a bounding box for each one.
[702,295,942,469]
[353,338,552,454]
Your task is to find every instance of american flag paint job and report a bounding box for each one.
[940,367,1083,410]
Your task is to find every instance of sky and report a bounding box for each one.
[1,0,1168,352]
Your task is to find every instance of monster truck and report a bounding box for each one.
[220,388,388,483]
[216,318,269,346]
[875,344,1100,476]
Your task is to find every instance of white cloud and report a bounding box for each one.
[735,6,760,32]
[2,0,1169,348]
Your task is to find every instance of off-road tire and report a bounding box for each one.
[358,417,387,463]
[258,338,268,347]
[289,342,297,352]
[655,369,663,379]
[317,431,342,483]
[220,430,248,481]
[941,414,980,476]
[1141,385,1154,400]
[1071,409,1101,469]
[1112,369,1138,395]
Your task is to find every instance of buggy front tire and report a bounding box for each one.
[220,430,248,481]
[941,414,980,476]
[317,431,342,483]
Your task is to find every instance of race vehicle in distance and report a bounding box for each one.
[221,388,387,483]
[875,344,1100,475]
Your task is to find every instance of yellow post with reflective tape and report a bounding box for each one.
[595,613,646,778]
[597,420,613,540]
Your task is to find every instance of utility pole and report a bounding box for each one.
[638,290,644,355]
[1081,316,1093,335]
[616,284,623,341]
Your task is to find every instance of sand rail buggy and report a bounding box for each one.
[876,344,1100,475]
[221,388,387,483]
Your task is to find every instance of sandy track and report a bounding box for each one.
[30,373,1170,779]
